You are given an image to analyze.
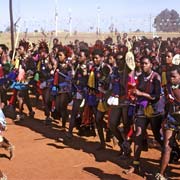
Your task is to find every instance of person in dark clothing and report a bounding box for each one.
[125,56,162,175]
[67,49,88,138]
[53,46,72,128]
[9,41,35,120]
[155,65,180,180]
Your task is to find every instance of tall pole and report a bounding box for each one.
[9,0,14,51]
[149,14,152,33]
[12,24,20,61]
[152,16,156,38]
[68,8,72,36]
[97,6,101,35]
[55,0,58,37]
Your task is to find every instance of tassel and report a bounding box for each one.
[144,104,154,117]
[15,59,20,69]
[0,65,4,78]
[126,126,133,139]
[88,70,95,88]
[97,100,108,112]
[9,89,17,105]
[36,81,42,95]
[161,71,167,86]
[51,100,56,112]
[53,71,59,86]
[37,61,41,72]
[34,72,39,81]
[17,65,25,81]
[82,105,91,125]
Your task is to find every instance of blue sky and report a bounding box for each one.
[0,0,179,32]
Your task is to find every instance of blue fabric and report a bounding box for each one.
[87,94,97,106]
[10,81,28,90]
[46,79,53,88]
[112,81,120,95]
[58,82,71,92]
[59,82,69,87]
[7,71,17,81]
[51,86,58,96]
[165,114,180,131]
[111,68,121,95]
[0,78,6,85]
[128,104,136,117]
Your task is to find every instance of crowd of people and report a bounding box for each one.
[0,33,179,180]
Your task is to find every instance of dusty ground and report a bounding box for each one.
[0,102,180,180]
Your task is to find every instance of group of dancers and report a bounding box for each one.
[0,33,179,179]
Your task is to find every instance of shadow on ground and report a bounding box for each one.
[10,114,180,180]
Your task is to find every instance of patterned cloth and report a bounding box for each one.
[165,113,180,131]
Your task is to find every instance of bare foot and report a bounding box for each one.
[123,166,136,175]
[9,145,15,160]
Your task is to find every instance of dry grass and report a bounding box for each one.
[0,31,180,49]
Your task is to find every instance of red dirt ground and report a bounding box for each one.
[1,104,180,180]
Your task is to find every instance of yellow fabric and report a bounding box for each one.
[97,101,108,112]
[88,70,95,88]
[144,104,154,117]
[161,71,167,86]
[15,58,20,69]
[133,160,140,165]
[37,61,41,72]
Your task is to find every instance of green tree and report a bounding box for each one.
[154,9,180,32]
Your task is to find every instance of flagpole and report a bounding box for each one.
[12,24,21,61]
[68,8,72,37]
[55,0,58,37]
[97,5,101,35]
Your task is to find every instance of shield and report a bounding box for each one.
[101,63,112,77]
[125,52,135,71]
[172,54,180,65]
[0,109,6,129]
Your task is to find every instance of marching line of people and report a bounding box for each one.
[0,34,179,180]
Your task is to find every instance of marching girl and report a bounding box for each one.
[93,51,112,150]
[9,40,35,120]
[52,46,72,128]
[67,49,88,138]
[78,48,106,138]
[155,65,180,180]
[125,56,162,175]
[35,41,54,125]
[107,50,132,157]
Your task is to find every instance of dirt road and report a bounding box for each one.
[1,106,179,180]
